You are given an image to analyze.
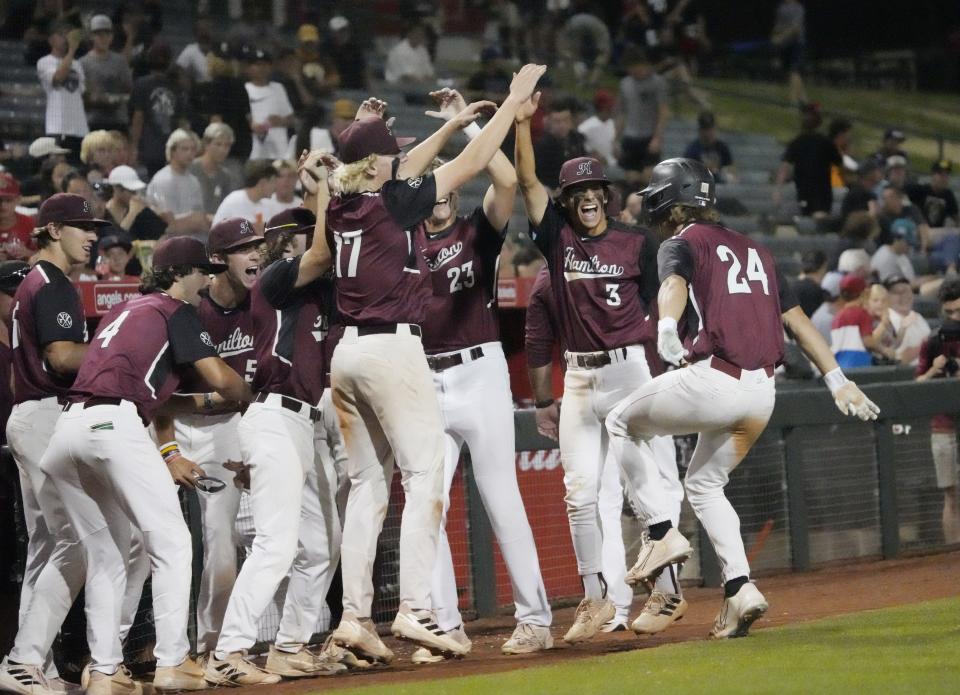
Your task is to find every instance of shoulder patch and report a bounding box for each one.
[56,312,73,328]
[407,177,423,189]
[200,331,214,347]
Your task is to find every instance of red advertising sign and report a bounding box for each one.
[76,281,141,316]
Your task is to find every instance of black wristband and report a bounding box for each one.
[535,399,555,409]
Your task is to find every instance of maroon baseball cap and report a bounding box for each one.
[337,117,416,164]
[0,173,21,199]
[558,157,610,193]
[264,207,316,241]
[152,237,227,273]
[207,217,264,254]
[35,193,110,230]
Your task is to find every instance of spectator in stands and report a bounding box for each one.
[617,191,644,225]
[244,47,295,161]
[535,97,586,192]
[325,16,369,90]
[882,155,909,195]
[873,127,907,164]
[578,89,617,168]
[831,211,879,270]
[37,21,89,163]
[466,47,512,102]
[190,123,240,216]
[130,42,189,176]
[282,25,339,106]
[774,102,841,219]
[907,159,958,228]
[683,110,737,184]
[616,46,668,186]
[96,232,140,280]
[770,0,807,105]
[828,118,857,188]
[557,11,611,86]
[831,274,887,369]
[105,164,167,240]
[0,175,36,261]
[145,128,210,235]
[791,249,828,317]
[916,278,960,544]
[871,223,917,284]
[866,283,898,362]
[33,157,74,204]
[295,99,356,156]
[198,41,252,164]
[79,130,120,178]
[840,157,883,225]
[266,160,302,214]
[885,275,930,366]
[176,15,212,85]
[385,23,436,85]
[212,160,277,231]
[80,14,132,133]
[876,186,929,251]
[812,271,841,343]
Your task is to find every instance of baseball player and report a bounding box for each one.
[205,164,345,684]
[37,236,253,694]
[323,65,545,664]
[515,95,685,644]
[606,158,879,638]
[408,89,552,662]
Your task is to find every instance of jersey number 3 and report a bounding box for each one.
[716,245,769,295]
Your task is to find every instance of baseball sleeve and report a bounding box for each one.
[382,175,439,229]
[776,265,800,312]
[657,237,695,283]
[167,305,218,365]
[525,271,557,369]
[34,282,87,347]
[259,257,302,309]
[529,202,565,256]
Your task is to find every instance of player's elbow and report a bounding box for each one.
[43,342,82,375]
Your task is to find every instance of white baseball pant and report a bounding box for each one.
[606,358,776,583]
[40,401,193,673]
[317,388,350,525]
[429,342,551,631]
[560,345,679,578]
[331,325,445,617]
[174,413,243,654]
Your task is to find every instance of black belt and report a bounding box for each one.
[355,323,422,337]
[570,347,627,369]
[254,392,321,422]
[64,397,149,427]
[427,346,484,372]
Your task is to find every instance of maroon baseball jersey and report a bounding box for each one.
[178,291,257,392]
[326,175,437,326]
[11,261,87,404]
[417,207,505,354]
[530,204,659,352]
[70,292,217,421]
[248,256,331,406]
[658,222,798,371]
[525,266,561,369]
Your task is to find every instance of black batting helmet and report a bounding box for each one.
[639,158,716,223]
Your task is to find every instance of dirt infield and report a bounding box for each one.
[219,550,959,693]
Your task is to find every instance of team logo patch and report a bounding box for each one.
[577,161,593,176]
[239,219,254,236]
[56,312,73,328]
[82,199,90,214]
[200,331,214,347]
[408,177,423,189]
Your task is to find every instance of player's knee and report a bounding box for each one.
[564,477,599,518]
[604,409,629,439]
[684,474,722,507]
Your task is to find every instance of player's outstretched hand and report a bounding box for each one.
[508,64,547,103]
[224,460,251,490]
[657,318,688,366]
[833,382,880,421]
[298,149,339,196]
[425,88,467,121]
[355,97,388,121]
[536,401,560,442]
[167,455,205,489]
[515,91,541,123]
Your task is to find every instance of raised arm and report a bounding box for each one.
[294,149,335,287]
[514,91,550,226]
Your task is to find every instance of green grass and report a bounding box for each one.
[320,597,960,695]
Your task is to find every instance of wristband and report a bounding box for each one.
[535,399,555,409]
[159,441,182,464]
[823,367,849,395]
[658,317,678,334]
[202,392,215,411]
[463,122,482,139]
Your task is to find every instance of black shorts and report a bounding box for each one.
[619,136,661,172]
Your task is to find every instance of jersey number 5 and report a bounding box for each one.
[716,245,769,295]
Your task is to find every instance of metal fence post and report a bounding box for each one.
[465,454,498,618]
[874,420,901,559]
[783,427,810,572]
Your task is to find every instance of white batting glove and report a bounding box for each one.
[536,400,560,442]
[657,317,688,366]
[824,368,880,421]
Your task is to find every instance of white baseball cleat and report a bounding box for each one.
[562,598,616,644]
[0,658,58,694]
[330,612,395,664]
[45,677,79,693]
[202,652,281,687]
[708,583,769,639]
[316,636,377,671]
[631,591,688,635]
[153,656,207,690]
[85,666,152,695]
[501,623,554,654]
[410,625,471,664]
[390,603,471,657]
[264,645,346,678]
[625,528,692,586]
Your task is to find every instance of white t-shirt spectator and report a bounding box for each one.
[213,189,276,228]
[888,309,930,366]
[264,193,304,218]
[177,43,210,84]
[37,53,89,137]
[146,166,205,217]
[871,245,916,283]
[578,115,617,166]
[384,39,434,84]
[245,81,294,160]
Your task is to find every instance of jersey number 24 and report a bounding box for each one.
[716,245,769,295]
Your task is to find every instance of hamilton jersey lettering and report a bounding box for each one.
[11,261,88,403]
[418,207,505,354]
[657,222,799,370]
[326,175,438,326]
[218,327,254,357]
[179,291,258,392]
[70,292,217,421]
[530,202,659,352]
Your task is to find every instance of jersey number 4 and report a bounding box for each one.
[97,310,130,348]
[716,245,769,295]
